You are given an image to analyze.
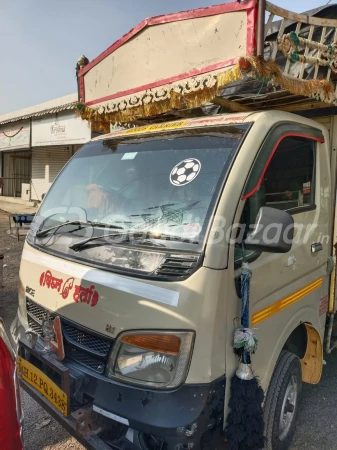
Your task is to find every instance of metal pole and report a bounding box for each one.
[0,252,4,288]
[29,117,32,202]
[257,0,266,57]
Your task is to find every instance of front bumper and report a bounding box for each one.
[13,316,226,450]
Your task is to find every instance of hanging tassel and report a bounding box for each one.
[234,327,258,354]
[225,256,265,450]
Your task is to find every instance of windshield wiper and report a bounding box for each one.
[36,220,123,238]
[69,231,199,252]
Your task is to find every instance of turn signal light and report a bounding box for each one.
[121,333,181,355]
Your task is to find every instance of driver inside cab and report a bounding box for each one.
[86,166,140,217]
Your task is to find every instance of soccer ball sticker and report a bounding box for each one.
[170,159,201,186]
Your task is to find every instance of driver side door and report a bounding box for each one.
[235,122,330,385]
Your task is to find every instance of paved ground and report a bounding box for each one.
[0,199,38,215]
[291,356,337,450]
[0,206,337,449]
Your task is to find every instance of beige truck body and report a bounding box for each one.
[15,110,335,410]
[12,1,337,448]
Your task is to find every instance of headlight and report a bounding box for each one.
[106,331,194,389]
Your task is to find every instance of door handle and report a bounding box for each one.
[311,242,323,253]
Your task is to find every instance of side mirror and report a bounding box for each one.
[41,193,46,200]
[244,206,294,253]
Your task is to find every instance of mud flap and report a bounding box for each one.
[300,323,323,384]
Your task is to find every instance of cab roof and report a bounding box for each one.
[91,112,256,142]
[90,110,327,142]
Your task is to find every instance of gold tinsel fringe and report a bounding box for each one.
[76,56,335,127]
[184,86,219,109]
[217,65,242,88]
[248,56,334,102]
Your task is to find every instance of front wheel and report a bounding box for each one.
[264,351,302,450]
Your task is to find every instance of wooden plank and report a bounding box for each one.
[212,97,251,112]
[331,28,337,83]
[166,108,204,118]
[273,101,328,112]
[240,96,291,106]
[267,96,317,108]
[299,25,315,79]
[220,79,258,91]
[243,94,305,107]
[257,100,309,111]
[224,89,269,98]
[233,90,293,103]
[266,2,337,28]
[265,12,275,38]
[225,90,294,106]
[284,22,301,75]
[272,18,289,60]
[131,119,154,125]
[314,26,327,79]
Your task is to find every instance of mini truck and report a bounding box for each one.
[11,1,337,449]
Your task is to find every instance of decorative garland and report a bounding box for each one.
[2,127,23,138]
[247,56,334,102]
[77,55,335,127]
[278,31,337,73]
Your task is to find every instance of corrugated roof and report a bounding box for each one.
[0,93,78,126]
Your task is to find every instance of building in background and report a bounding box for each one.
[0,94,92,203]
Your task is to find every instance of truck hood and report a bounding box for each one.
[17,244,225,384]
[19,246,190,336]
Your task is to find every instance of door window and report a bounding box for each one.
[235,136,316,265]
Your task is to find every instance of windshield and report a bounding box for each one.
[29,125,248,273]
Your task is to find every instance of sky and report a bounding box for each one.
[0,0,333,115]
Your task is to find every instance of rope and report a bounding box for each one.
[255,74,271,97]
[233,247,258,355]
[240,261,252,328]
[290,31,300,51]
[278,32,337,73]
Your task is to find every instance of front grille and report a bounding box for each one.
[26,298,113,374]
[64,344,106,374]
[27,300,55,328]
[156,254,200,279]
[28,315,45,335]
[62,322,111,357]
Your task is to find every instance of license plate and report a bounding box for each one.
[17,356,68,416]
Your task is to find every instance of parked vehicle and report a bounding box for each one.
[0,319,23,450]
[11,1,337,449]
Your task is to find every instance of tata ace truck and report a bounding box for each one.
[11,1,337,449]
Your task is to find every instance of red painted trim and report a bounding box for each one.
[241,133,325,200]
[78,0,257,77]
[246,3,258,55]
[148,0,256,26]
[79,77,85,103]
[84,58,238,107]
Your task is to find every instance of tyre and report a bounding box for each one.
[264,350,302,450]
